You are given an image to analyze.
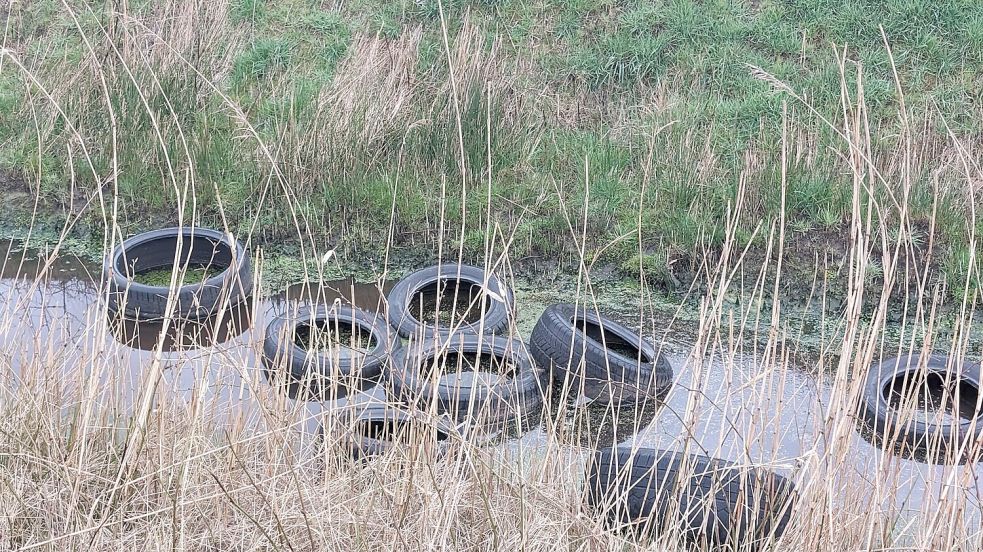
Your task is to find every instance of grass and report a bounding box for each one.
[1,3,983,548]
[3,135,983,548]
[0,1,981,298]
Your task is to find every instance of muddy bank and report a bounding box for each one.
[0,178,964,334]
[2,215,981,366]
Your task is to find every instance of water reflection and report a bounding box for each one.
[107,299,254,352]
[0,238,395,439]
[537,385,664,450]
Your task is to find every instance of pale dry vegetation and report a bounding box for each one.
[1,1,983,551]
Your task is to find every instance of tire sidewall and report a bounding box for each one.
[338,403,456,460]
[389,334,544,423]
[530,304,672,402]
[860,354,983,455]
[262,305,400,396]
[387,264,514,339]
[105,227,252,320]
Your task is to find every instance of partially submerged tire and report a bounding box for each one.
[389,334,544,428]
[529,304,673,404]
[386,264,513,339]
[858,354,983,463]
[585,447,797,549]
[327,403,457,460]
[262,305,400,400]
[105,227,252,321]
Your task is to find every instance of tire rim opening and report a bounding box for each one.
[574,317,652,362]
[410,279,490,327]
[121,234,233,286]
[883,371,983,423]
[357,419,450,442]
[422,351,517,389]
[294,319,377,356]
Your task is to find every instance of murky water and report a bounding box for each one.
[1,239,981,545]
[0,239,394,437]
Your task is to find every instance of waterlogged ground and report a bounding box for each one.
[1,238,982,546]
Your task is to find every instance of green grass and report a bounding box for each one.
[0,0,981,294]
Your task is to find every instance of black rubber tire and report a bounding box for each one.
[858,354,983,462]
[585,447,797,549]
[330,403,457,460]
[386,264,514,339]
[262,305,400,401]
[529,304,673,404]
[389,334,544,427]
[104,227,252,321]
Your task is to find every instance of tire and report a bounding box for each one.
[389,334,544,428]
[529,304,673,404]
[858,354,983,462]
[104,227,252,321]
[328,402,457,460]
[262,305,400,401]
[386,264,513,339]
[585,447,797,549]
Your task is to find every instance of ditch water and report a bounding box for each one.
[1,239,981,546]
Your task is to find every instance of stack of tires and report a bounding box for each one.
[259,261,799,547]
[263,263,544,457]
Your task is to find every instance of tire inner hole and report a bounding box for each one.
[125,235,231,286]
[357,419,450,442]
[574,317,652,362]
[294,319,376,356]
[411,279,489,326]
[426,351,516,387]
[883,371,983,423]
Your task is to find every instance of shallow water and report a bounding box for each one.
[1,239,981,545]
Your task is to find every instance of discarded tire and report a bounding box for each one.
[262,305,400,400]
[529,304,673,404]
[389,334,544,427]
[386,264,513,338]
[329,403,457,460]
[105,227,252,320]
[585,447,797,549]
[858,354,983,462]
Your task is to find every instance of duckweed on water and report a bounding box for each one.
[132,266,215,286]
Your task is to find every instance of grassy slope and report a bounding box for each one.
[1,0,982,293]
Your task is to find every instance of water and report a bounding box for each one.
[1,239,981,545]
[0,239,394,438]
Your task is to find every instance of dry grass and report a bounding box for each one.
[2,2,983,551]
